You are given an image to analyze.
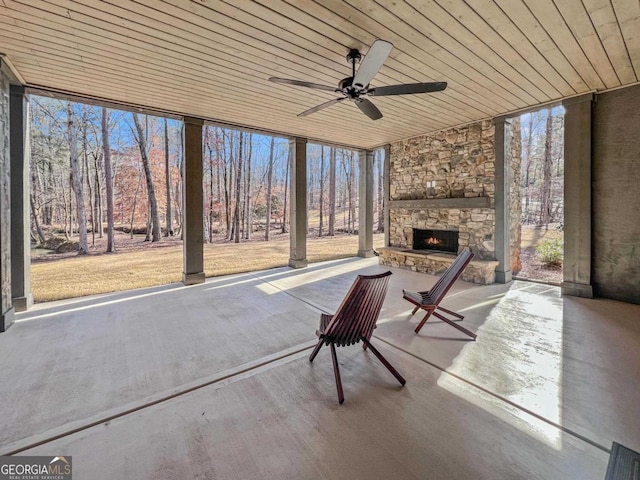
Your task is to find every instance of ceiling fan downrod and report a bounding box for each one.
[342,48,363,97]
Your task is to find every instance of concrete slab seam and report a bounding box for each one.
[1,341,316,456]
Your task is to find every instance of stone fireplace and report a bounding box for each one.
[379,120,506,284]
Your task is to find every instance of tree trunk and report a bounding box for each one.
[244,133,253,240]
[222,131,231,238]
[93,153,103,238]
[281,148,289,234]
[82,125,95,247]
[133,113,161,242]
[67,103,89,254]
[30,195,46,245]
[233,132,244,243]
[44,162,54,225]
[207,127,215,243]
[130,170,143,239]
[540,109,553,229]
[376,150,384,233]
[319,146,324,237]
[214,129,223,232]
[145,202,152,242]
[328,147,336,236]
[350,151,356,234]
[265,136,274,241]
[102,108,115,252]
[164,117,173,236]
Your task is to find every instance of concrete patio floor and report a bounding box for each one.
[1,257,639,479]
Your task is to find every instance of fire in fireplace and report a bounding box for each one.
[412,228,459,254]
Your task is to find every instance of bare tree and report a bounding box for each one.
[164,118,173,236]
[67,103,89,254]
[319,146,325,237]
[81,110,95,247]
[244,133,253,240]
[175,125,184,238]
[102,107,115,252]
[233,132,244,243]
[281,147,289,234]
[214,128,223,232]
[376,150,384,233]
[540,108,553,229]
[132,113,161,242]
[93,152,103,239]
[206,127,215,243]
[222,130,231,237]
[265,136,274,241]
[328,146,336,236]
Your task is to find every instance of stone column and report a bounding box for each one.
[289,137,308,268]
[358,149,375,257]
[10,85,32,311]
[182,117,205,285]
[383,144,391,247]
[493,116,512,284]
[561,94,594,298]
[0,61,15,331]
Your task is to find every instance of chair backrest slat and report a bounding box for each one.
[429,250,474,303]
[324,271,392,347]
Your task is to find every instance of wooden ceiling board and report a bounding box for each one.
[611,0,640,78]
[544,0,620,88]
[422,0,573,97]
[0,0,638,149]
[582,0,636,84]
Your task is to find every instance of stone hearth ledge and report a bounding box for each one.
[378,247,499,285]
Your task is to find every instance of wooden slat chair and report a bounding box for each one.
[309,271,405,404]
[402,249,477,340]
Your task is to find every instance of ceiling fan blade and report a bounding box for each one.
[269,77,337,92]
[370,82,448,96]
[354,98,383,120]
[353,40,393,88]
[298,97,346,117]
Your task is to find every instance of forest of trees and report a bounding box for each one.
[29,96,385,256]
[519,107,565,228]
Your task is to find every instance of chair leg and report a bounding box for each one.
[414,308,435,334]
[329,343,344,404]
[309,339,324,362]
[411,305,420,316]
[432,311,477,340]
[437,305,464,319]
[361,338,406,386]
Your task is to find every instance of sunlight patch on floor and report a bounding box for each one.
[438,282,564,449]
[252,258,373,292]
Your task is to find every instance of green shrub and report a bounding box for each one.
[536,238,563,267]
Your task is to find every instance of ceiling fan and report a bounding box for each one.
[269,39,447,121]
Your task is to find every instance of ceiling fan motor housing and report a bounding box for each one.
[339,76,368,98]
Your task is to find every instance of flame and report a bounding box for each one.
[425,237,441,246]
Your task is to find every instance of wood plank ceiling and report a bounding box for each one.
[1,0,638,149]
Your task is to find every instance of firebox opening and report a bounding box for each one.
[412,228,459,254]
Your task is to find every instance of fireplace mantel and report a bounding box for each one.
[389,197,491,209]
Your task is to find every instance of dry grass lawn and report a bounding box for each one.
[31,234,384,303]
